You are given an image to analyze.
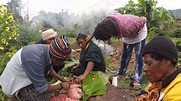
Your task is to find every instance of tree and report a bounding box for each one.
[115,0,175,35]
[5,0,23,21]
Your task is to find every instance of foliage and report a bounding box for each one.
[0,5,19,74]
[0,0,181,100]
[17,21,42,45]
[5,0,24,22]
[59,57,79,78]
[172,28,181,38]
[0,5,20,101]
[172,38,181,67]
[82,71,109,101]
[115,0,176,36]
[0,88,9,101]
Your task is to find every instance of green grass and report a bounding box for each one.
[112,70,149,97]
[0,88,10,101]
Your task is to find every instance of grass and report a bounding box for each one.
[107,70,149,98]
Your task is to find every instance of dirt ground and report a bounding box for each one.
[71,41,135,72]
[105,42,135,72]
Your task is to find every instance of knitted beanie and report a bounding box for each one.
[50,35,71,59]
[42,28,57,41]
[143,34,178,63]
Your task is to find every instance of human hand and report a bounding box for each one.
[61,82,70,90]
[64,77,75,84]
[75,75,85,84]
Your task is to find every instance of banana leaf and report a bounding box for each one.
[82,71,109,101]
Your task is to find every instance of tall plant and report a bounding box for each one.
[0,5,19,74]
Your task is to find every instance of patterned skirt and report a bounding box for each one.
[17,84,51,101]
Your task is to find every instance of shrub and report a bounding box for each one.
[0,5,19,74]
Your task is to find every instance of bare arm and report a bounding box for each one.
[82,61,94,77]
[49,70,64,81]
[43,82,70,94]
[43,84,61,94]
[75,61,94,83]
[85,32,94,48]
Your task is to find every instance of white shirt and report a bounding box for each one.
[122,24,147,44]
[0,48,32,96]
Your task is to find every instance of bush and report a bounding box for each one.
[172,28,181,38]
[0,4,20,101]
[0,5,19,74]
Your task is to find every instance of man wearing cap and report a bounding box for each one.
[36,28,57,44]
[0,35,71,101]
[133,34,181,101]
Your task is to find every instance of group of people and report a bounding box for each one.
[91,13,181,100]
[0,27,107,100]
[0,12,181,101]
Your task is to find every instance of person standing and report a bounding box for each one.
[90,13,147,89]
[0,35,71,101]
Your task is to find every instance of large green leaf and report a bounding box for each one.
[137,0,145,7]
[82,71,109,101]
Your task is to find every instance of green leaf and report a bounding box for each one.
[82,71,109,101]
[0,46,4,50]
[159,7,163,18]
[137,0,145,7]
[64,57,79,68]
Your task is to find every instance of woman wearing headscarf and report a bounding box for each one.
[36,28,57,44]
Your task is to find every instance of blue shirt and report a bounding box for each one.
[21,44,52,93]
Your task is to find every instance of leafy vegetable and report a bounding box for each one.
[82,71,109,101]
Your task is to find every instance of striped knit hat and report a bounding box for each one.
[50,35,71,59]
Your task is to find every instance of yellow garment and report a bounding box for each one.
[144,83,152,92]
[133,72,181,101]
[85,42,90,49]
[133,82,162,101]
[161,73,181,101]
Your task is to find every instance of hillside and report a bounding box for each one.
[171,9,181,19]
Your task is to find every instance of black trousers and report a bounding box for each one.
[53,63,65,73]
[67,65,85,76]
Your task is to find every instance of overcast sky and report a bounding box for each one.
[0,0,181,19]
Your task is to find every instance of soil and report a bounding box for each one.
[104,42,135,73]
[71,41,135,72]
[89,84,133,101]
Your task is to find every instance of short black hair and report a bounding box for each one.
[76,33,87,41]
[147,52,177,67]
[93,18,119,41]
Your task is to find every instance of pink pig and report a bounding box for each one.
[60,83,83,101]
[67,84,83,100]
